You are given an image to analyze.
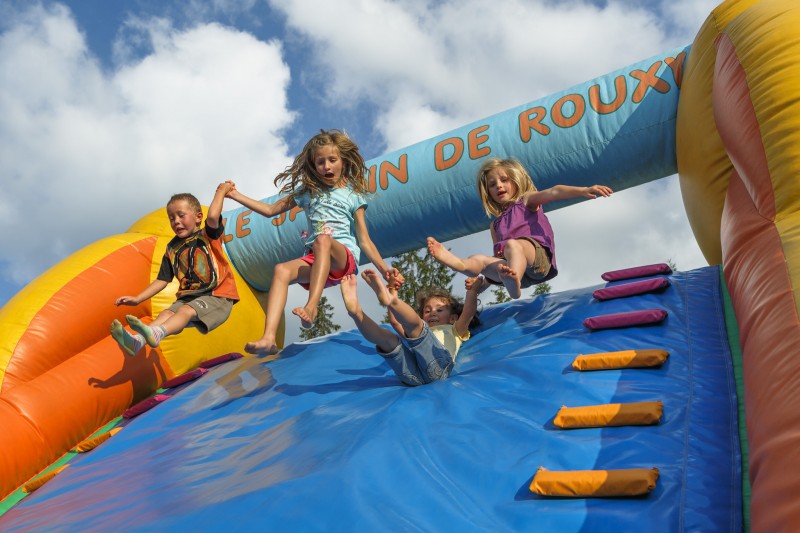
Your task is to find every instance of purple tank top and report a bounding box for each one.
[492,199,558,275]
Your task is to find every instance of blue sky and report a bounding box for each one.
[0,0,719,342]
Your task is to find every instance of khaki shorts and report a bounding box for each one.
[488,238,553,289]
[167,295,234,334]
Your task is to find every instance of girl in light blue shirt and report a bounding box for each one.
[225,129,401,355]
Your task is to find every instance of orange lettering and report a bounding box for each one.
[379,154,408,189]
[221,217,233,243]
[468,125,491,159]
[367,164,378,193]
[237,211,252,237]
[288,205,302,222]
[518,106,550,142]
[271,205,303,226]
[551,94,585,128]
[664,51,686,89]
[271,212,286,227]
[589,75,627,114]
[630,61,670,103]
[435,137,464,170]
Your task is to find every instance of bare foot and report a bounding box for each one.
[340,274,362,317]
[245,338,280,355]
[427,237,466,271]
[292,305,318,330]
[361,269,395,307]
[498,264,522,299]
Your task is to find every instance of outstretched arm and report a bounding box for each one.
[354,208,404,285]
[115,279,169,306]
[524,184,613,210]
[453,276,488,337]
[224,180,296,218]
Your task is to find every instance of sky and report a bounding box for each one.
[0,0,719,345]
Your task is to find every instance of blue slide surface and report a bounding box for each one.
[0,266,742,532]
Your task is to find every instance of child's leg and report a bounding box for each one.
[126,315,168,348]
[361,269,426,339]
[340,274,401,353]
[154,307,192,334]
[110,319,145,356]
[497,238,538,299]
[427,237,500,277]
[293,235,351,328]
[248,258,310,354]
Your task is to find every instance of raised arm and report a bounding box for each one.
[353,208,404,284]
[386,273,406,337]
[206,182,233,229]
[225,181,296,218]
[453,275,488,337]
[524,184,613,210]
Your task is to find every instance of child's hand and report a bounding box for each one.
[465,275,489,294]
[115,296,139,306]
[217,180,236,196]
[585,185,613,199]
[384,268,405,287]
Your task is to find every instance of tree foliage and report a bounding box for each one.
[488,279,551,304]
[667,258,678,272]
[299,295,341,341]
[532,281,551,296]
[491,285,511,304]
[385,248,455,321]
[391,248,455,304]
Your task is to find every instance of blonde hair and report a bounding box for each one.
[275,129,370,198]
[476,158,536,217]
[167,193,202,214]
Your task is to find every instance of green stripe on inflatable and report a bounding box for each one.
[720,267,751,532]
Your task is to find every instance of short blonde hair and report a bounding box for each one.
[476,158,536,217]
[167,193,202,214]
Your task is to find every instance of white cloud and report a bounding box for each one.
[267,0,717,342]
[1,0,721,344]
[268,0,708,150]
[0,3,294,285]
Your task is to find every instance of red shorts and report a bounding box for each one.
[298,247,357,290]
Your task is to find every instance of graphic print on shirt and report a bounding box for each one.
[171,233,218,296]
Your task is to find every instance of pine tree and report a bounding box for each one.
[299,295,341,341]
[491,285,512,304]
[667,258,678,271]
[532,281,551,296]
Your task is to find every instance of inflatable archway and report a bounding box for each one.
[678,0,800,530]
[1,0,799,529]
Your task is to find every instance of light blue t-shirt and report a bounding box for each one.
[294,186,368,263]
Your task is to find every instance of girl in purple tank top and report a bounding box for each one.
[428,158,612,299]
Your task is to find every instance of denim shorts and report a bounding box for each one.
[379,323,454,386]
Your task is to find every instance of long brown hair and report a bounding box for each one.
[414,287,481,330]
[275,129,370,198]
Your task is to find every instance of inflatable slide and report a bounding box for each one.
[2,0,800,530]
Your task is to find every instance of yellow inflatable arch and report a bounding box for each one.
[678,0,800,530]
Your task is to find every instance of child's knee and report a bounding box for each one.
[273,261,293,282]
[312,234,333,252]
